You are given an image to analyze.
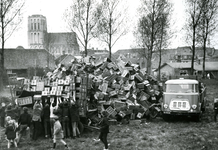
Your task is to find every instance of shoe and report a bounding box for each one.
[94,138,100,142]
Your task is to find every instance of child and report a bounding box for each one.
[52,115,69,150]
[5,120,18,149]
[99,111,110,150]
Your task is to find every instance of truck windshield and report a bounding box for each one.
[165,84,198,93]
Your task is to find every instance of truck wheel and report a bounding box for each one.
[162,114,171,121]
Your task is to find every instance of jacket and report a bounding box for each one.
[42,104,50,120]
[0,106,6,117]
[61,103,70,121]
[5,125,17,140]
[69,104,80,122]
[18,112,31,127]
[32,105,42,122]
[100,117,109,133]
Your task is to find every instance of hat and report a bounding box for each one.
[23,107,28,112]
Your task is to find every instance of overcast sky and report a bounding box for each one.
[5,0,197,52]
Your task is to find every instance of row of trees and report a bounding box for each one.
[0,0,218,91]
[186,0,218,78]
[135,0,218,79]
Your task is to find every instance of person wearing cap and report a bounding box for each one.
[17,107,31,144]
[5,120,18,149]
[52,114,69,149]
[98,111,110,150]
[32,103,42,140]
[0,102,6,127]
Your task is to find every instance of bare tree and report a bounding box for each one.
[96,0,128,59]
[0,0,25,91]
[185,0,204,75]
[135,0,172,75]
[198,0,218,78]
[156,9,172,80]
[64,0,101,57]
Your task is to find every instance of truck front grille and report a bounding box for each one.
[169,100,190,111]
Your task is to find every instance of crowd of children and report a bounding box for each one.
[0,97,110,150]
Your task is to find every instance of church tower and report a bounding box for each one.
[28,15,47,49]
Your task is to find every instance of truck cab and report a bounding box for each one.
[162,76,206,121]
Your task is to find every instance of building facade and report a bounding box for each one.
[28,14,80,58]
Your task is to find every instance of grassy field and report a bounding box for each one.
[0,79,218,150]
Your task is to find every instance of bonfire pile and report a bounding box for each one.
[43,56,163,124]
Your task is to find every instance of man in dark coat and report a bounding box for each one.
[60,101,70,138]
[69,100,80,138]
[17,107,31,144]
[99,111,110,150]
[0,102,6,127]
[42,103,51,138]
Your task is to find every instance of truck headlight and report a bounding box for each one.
[192,104,197,109]
[164,104,168,109]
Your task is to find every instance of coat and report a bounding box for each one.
[32,105,42,122]
[61,103,70,122]
[53,120,64,140]
[42,105,50,120]
[69,104,80,122]
[100,117,109,133]
[18,112,32,127]
[0,106,6,117]
[5,125,17,140]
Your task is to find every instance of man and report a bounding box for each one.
[99,111,110,150]
[0,102,6,127]
[17,107,31,144]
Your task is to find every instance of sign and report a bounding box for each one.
[36,82,44,91]
[17,96,33,106]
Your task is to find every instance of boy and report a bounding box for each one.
[52,115,69,149]
[5,120,18,149]
[99,111,110,150]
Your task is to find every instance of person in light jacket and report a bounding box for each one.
[32,103,42,140]
[52,115,69,150]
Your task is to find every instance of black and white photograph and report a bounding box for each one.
[0,0,218,149]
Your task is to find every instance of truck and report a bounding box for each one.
[161,76,207,121]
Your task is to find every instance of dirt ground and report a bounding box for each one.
[0,79,218,150]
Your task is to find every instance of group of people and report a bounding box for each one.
[0,96,110,150]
